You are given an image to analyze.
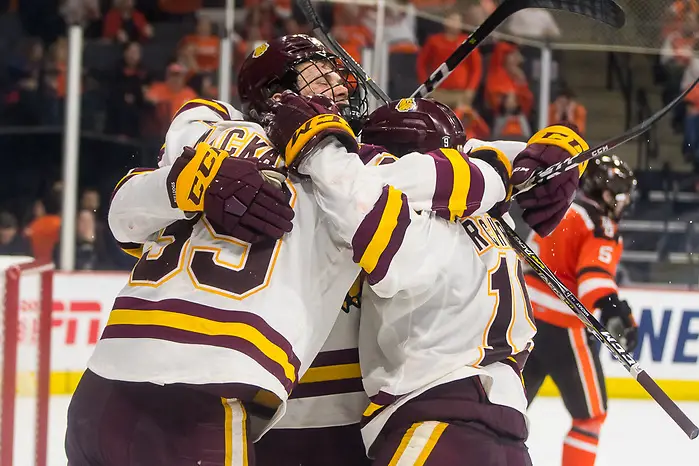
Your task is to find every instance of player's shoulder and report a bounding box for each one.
[568,200,620,242]
[358,143,398,166]
[463,138,526,162]
[171,99,245,127]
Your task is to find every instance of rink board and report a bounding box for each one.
[8,272,699,400]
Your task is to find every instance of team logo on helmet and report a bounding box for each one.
[395,98,417,113]
[252,42,269,58]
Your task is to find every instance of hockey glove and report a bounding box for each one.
[264,91,359,176]
[510,123,589,237]
[596,293,638,351]
[169,145,295,243]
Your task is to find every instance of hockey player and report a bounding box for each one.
[262,93,591,465]
[65,35,518,466]
[523,154,639,466]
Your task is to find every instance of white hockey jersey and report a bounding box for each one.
[97,99,512,436]
[356,140,538,452]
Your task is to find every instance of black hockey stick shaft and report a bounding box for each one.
[296,0,391,104]
[497,217,699,440]
[411,0,625,98]
[513,74,699,196]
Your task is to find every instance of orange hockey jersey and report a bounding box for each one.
[524,199,623,329]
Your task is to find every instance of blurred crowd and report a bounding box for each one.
[661,0,699,170]
[0,0,592,269]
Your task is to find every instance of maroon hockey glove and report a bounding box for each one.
[172,146,295,243]
[510,123,589,237]
[264,91,358,176]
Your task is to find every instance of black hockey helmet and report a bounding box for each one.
[581,154,637,221]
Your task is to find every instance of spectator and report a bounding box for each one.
[158,0,202,21]
[80,188,101,214]
[180,17,220,73]
[189,73,218,100]
[106,41,150,138]
[455,105,491,140]
[147,63,197,122]
[682,58,699,167]
[485,41,533,117]
[54,210,111,270]
[1,38,46,126]
[45,37,68,99]
[492,92,532,141]
[25,189,61,264]
[362,0,418,54]
[664,0,699,38]
[506,9,561,39]
[0,212,31,256]
[548,87,587,134]
[660,16,698,105]
[103,0,153,43]
[417,11,483,109]
[331,5,372,64]
[175,41,202,81]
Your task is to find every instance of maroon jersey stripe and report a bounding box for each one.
[290,378,364,399]
[464,159,485,216]
[427,149,455,219]
[352,186,391,264]
[110,296,301,384]
[101,324,296,393]
[173,99,231,122]
[366,193,411,286]
[310,348,360,368]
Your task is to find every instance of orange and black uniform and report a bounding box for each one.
[523,198,622,466]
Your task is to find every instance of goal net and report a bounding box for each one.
[0,257,54,466]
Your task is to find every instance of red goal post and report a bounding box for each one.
[0,258,54,466]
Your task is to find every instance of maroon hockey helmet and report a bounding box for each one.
[237,34,368,126]
[360,98,467,157]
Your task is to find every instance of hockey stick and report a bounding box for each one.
[411,0,625,98]
[295,0,698,439]
[513,74,699,196]
[497,217,699,439]
[297,0,392,104]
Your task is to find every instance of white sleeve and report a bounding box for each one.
[108,168,192,245]
[366,149,507,219]
[109,99,243,246]
[302,139,462,298]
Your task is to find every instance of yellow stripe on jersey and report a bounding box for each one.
[106,309,297,383]
[176,98,230,119]
[113,169,153,194]
[299,363,361,384]
[359,186,405,274]
[120,245,144,259]
[222,398,234,466]
[441,148,471,220]
[414,423,448,466]
[363,401,384,418]
[388,423,421,466]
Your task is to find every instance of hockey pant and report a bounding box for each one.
[523,320,608,466]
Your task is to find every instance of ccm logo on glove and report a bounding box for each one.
[287,114,354,165]
[168,143,228,212]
